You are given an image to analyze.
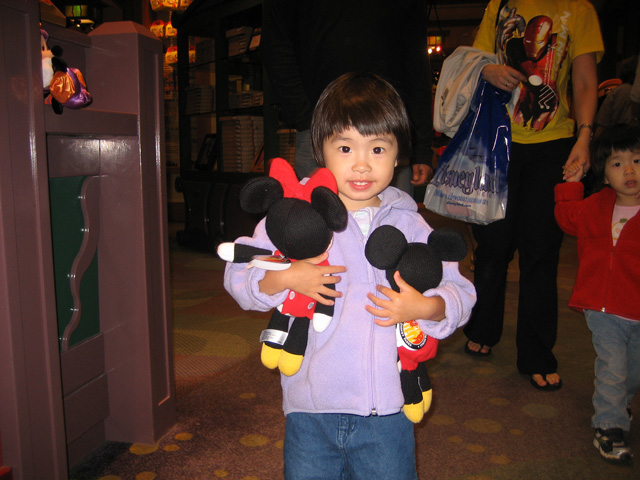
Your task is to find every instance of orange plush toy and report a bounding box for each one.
[43,36,92,114]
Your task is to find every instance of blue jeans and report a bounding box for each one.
[284,412,418,480]
[585,309,640,431]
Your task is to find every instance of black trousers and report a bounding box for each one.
[463,137,572,375]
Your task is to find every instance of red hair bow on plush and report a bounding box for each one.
[268,158,338,202]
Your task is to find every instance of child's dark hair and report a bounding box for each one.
[590,124,640,190]
[619,55,637,85]
[311,72,412,167]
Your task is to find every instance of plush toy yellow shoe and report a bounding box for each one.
[422,389,433,413]
[261,343,282,370]
[403,402,426,424]
[403,387,433,424]
[279,351,304,377]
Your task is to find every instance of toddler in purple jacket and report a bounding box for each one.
[224,73,476,479]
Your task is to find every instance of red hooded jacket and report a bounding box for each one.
[554,182,640,321]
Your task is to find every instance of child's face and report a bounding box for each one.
[322,127,398,211]
[604,149,640,206]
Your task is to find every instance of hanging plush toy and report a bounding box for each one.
[217,158,348,376]
[48,52,93,114]
[41,31,92,115]
[365,224,467,423]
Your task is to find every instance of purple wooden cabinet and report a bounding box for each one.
[0,1,176,478]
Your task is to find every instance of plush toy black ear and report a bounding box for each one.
[239,176,284,214]
[310,186,348,232]
[365,225,407,270]
[427,228,468,262]
[51,55,67,74]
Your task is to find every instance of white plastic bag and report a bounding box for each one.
[424,80,511,225]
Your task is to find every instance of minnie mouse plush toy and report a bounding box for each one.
[217,158,347,376]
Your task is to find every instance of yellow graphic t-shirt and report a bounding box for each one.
[473,0,604,144]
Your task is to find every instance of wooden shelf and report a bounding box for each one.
[45,109,138,136]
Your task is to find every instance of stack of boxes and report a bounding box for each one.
[219,116,264,172]
[277,129,296,167]
[228,90,263,109]
[195,38,215,64]
[185,85,215,115]
[225,26,254,56]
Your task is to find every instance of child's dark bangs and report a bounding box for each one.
[339,96,397,138]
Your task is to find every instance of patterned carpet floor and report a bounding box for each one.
[70,210,640,480]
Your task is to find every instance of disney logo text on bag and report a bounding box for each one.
[424,79,511,225]
[431,163,500,196]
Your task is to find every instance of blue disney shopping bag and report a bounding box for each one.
[424,79,511,225]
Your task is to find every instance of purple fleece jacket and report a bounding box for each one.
[223,186,476,416]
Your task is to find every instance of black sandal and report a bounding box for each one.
[529,374,562,391]
[464,340,491,357]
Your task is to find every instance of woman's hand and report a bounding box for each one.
[411,163,432,186]
[481,64,527,92]
[563,138,591,177]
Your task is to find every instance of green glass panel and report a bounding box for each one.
[49,176,100,349]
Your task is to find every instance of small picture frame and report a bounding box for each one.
[195,134,217,170]
[249,27,261,51]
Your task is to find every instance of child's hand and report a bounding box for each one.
[259,251,346,306]
[365,271,445,327]
[562,160,585,182]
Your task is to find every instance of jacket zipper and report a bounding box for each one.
[601,245,616,313]
[366,214,379,416]
[356,204,393,416]
[348,212,379,415]
[367,234,378,416]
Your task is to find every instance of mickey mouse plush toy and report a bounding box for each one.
[217,158,347,376]
[365,224,467,423]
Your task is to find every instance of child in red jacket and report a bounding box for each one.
[555,124,640,464]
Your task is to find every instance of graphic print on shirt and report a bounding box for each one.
[494,3,570,131]
[611,217,628,245]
